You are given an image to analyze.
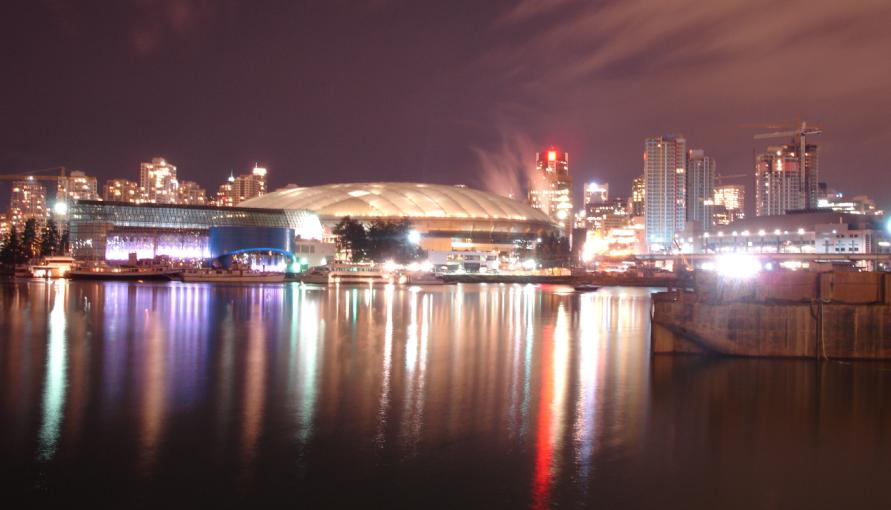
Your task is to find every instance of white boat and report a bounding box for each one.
[295,266,331,284]
[328,263,393,285]
[29,256,77,279]
[181,268,285,283]
[68,266,182,281]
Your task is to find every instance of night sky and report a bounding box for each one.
[3,0,890,210]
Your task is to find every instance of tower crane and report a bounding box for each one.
[753,121,822,159]
[0,166,69,183]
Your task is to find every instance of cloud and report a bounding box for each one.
[472,0,891,202]
[127,0,231,56]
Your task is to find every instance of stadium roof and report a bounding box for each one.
[239,182,553,223]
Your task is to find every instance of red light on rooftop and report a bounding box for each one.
[547,151,557,162]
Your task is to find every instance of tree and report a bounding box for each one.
[21,218,39,262]
[367,219,424,263]
[535,232,570,268]
[58,226,70,255]
[0,227,23,266]
[40,218,60,257]
[333,216,368,262]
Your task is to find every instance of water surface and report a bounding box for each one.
[1,281,890,508]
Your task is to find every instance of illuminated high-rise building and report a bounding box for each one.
[215,174,236,207]
[586,197,629,235]
[630,175,645,217]
[583,182,608,207]
[139,157,179,204]
[177,180,208,205]
[57,170,99,203]
[755,138,818,216]
[685,149,715,231]
[9,178,47,229]
[214,166,268,207]
[644,135,686,251]
[713,184,745,225]
[0,213,9,242]
[104,179,141,203]
[528,149,572,236]
[233,166,267,204]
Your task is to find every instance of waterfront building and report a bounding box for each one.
[713,184,745,225]
[644,135,686,251]
[9,178,47,229]
[699,211,887,255]
[817,192,882,216]
[528,149,573,237]
[104,179,141,203]
[686,149,715,231]
[69,200,326,268]
[241,182,558,255]
[139,157,179,204]
[630,175,645,217]
[177,180,208,205]
[755,139,818,216]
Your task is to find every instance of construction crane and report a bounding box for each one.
[0,167,70,215]
[753,121,822,160]
[0,166,69,183]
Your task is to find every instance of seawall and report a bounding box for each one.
[652,271,891,360]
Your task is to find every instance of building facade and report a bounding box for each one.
[583,182,608,208]
[9,178,47,229]
[644,135,686,251]
[104,179,141,203]
[240,182,558,255]
[713,184,746,225]
[139,157,179,204]
[685,149,715,231]
[58,171,99,203]
[177,180,208,205]
[233,166,267,204]
[69,200,324,264]
[755,139,818,216]
[700,211,887,255]
[630,175,645,217]
[528,149,573,237]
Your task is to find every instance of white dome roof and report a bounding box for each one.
[239,182,553,223]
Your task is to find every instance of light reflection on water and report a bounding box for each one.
[1,281,891,508]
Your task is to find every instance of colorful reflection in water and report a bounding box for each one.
[2,281,891,508]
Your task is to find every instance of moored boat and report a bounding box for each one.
[328,263,392,285]
[181,268,285,283]
[68,265,182,281]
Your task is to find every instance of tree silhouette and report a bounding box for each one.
[21,219,39,261]
[40,218,60,257]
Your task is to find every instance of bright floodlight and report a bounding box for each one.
[522,258,537,270]
[407,230,421,244]
[53,201,68,216]
[715,254,761,279]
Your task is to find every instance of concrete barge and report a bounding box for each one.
[652,271,891,360]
